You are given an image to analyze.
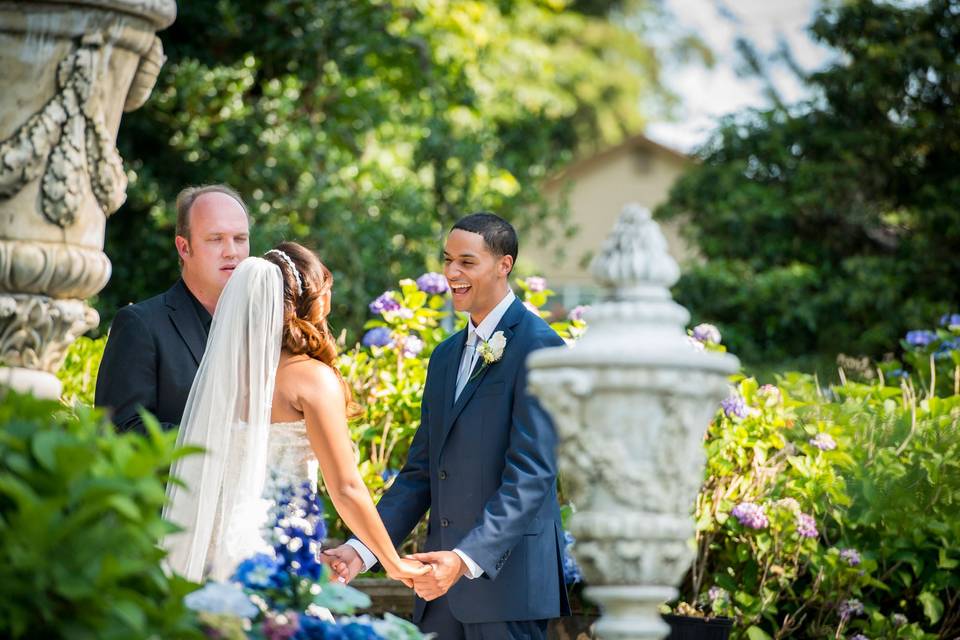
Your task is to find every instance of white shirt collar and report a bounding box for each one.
[467,289,516,344]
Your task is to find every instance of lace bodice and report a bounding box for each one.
[267,420,318,488]
[205,420,316,581]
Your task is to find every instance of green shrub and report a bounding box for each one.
[56,336,106,408]
[682,328,960,638]
[0,392,202,639]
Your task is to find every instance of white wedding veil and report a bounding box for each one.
[162,257,284,582]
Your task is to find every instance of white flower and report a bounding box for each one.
[479,330,507,365]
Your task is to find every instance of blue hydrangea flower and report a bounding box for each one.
[266,480,328,582]
[233,553,284,589]
[561,530,583,585]
[184,581,258,618]
[380,468,399,484]
[935,339,959,360]
[416,272,448,294]
[361,327,393,348]
[731,502,768,529]
[940,313,960,328]
[368,292,401,315]
[905,330,937,348]
[720,394,749,419]
[850,634,869,640]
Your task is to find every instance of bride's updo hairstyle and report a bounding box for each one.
[264,242,361,418]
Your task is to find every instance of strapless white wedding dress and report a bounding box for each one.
[205,420,318,581]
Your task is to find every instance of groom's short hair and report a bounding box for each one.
[175,184,249,241]
[452,212,518,268]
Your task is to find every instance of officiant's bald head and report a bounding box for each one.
[174,184,251,314]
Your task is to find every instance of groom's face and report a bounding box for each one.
[444,229,512,319]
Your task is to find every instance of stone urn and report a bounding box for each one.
[0,0,176,397]
[528,204,739,640]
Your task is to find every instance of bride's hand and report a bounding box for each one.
[386,557,431,588]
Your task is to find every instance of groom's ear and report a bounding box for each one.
[497,253,514,278]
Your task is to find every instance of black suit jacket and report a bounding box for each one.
[95,280,209,432]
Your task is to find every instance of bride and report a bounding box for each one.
[162,241,428,587]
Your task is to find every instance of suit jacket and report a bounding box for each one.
[95,280,208,432]
[375,296,571,623]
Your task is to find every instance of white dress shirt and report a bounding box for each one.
[346,289,516,579]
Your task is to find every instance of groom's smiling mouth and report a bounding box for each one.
[449,282,471,297]
[221,264,238,273]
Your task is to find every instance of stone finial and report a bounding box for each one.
[590,203,680,297]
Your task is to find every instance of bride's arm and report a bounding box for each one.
[294,362,425,581]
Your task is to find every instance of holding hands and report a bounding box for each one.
[321,545,467,601]
[321,544,432,589]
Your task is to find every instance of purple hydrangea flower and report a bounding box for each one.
[732,502,769,529]
[892,613,908,627]
[525,276,547,292]
[688,336,706,351]
[263,611,300,640]
[840,548,861,566]
[935,339,959,360]
[403,335,425,358]
[809,432,837,451]
[361,327,393,348]
[721,394,749,419]
[796,512,818,538]
[838,599,864,619]
[416,272,448,294]
[692,323,722,344]
[905,330,937,348]
[369,291,401,315]
[850,635,869,640]
[568,305,590,322]
[940,313,960,328]
[708,586,728,601]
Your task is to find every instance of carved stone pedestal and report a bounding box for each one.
[0,0,176,397]
[528,204,739,640]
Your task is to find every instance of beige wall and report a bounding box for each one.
[523,140,693,295]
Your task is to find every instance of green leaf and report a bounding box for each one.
[918,591,944,624]
[312,581,372,614]
[746,625,773,640]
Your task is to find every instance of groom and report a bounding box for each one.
[326,213,570,638]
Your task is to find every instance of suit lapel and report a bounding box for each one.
[439,298,526,450]
[165,280,207,366]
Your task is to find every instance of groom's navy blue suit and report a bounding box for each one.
[375,296,571,628]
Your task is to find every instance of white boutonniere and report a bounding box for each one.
[470,331,507,381]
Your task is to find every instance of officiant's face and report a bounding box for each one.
[444,229,512,319]
[176,192,250,292]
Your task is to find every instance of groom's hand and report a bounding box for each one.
[405,551,467,601]
[321,545,364,584]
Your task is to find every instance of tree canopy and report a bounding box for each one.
[102,0,673,336]
[657,0,960,365]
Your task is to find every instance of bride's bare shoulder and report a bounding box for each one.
[281,357,345,403]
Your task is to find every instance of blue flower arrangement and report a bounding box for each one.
[184,478,425,640]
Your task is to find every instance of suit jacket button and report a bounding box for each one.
[441,518,450,528]
[439,470,448,480]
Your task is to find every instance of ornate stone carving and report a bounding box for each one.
[0,1,176,397]
[1,33,128,226]
[528,204,740,640]
[0,295,98,372]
